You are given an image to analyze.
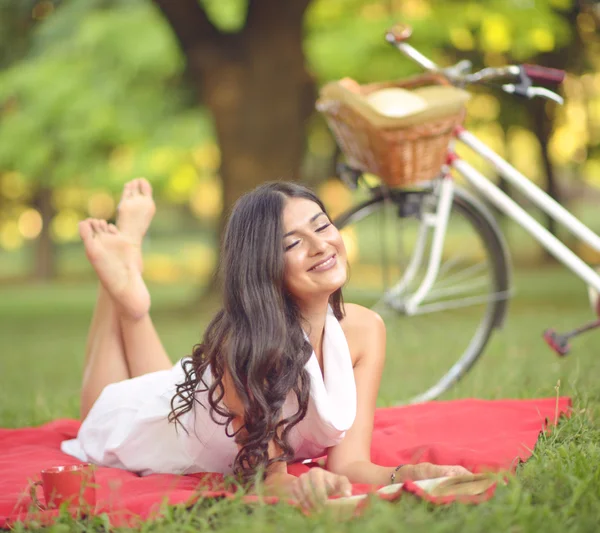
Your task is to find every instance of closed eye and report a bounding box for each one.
[284,223,330,251]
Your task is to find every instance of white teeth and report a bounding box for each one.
[312,255,334,270]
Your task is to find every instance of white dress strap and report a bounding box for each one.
[301,306,357,444]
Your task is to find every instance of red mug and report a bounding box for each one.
[29,464,96,511]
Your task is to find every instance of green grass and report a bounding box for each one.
[2,267,600,531]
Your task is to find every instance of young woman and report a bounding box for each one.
[62,179,469,509]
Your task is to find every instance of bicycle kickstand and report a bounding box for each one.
[543,319,600,356]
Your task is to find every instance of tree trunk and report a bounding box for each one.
[155,0,314,296]
[495,101,513,222]
[200,27,314,223]
[155,0,314,224]
[32,185,55,279]
[526,1,584,241]
[531,100,559,238]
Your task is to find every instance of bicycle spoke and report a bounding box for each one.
[408,290,512,314]
[336,185,509,404]
[433,261,488,288]
[423,277,490,301]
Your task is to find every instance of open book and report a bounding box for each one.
[325,473,497,508]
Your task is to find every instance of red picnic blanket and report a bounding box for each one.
[0,397,571,527]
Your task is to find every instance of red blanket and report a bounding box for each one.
[0,397,571,527]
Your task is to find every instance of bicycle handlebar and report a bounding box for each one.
[386,23,565,105]
[459,65,520,84]
[501,84,564,104]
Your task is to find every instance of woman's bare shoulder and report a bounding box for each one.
[341,303,384,326]
[340,303,386,364]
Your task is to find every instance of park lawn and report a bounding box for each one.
[1,266,600,532]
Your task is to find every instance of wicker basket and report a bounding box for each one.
[317,73,469,188]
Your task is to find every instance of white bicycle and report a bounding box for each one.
[317,24,600,404]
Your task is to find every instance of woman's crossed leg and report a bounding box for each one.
[79,179,173,419]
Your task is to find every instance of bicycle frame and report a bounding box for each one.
[361,28,600,316]
[400,127,600,316]
[455,128,600,293]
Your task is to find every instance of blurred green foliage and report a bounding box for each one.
[0,0,211,190]
[0,0,598,275]
[305,0,575,82]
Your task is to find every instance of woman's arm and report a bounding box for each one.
[327,305,469,484]
[326,305,397,484]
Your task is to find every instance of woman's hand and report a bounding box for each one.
[292,468,352,510]
[409,462,471,481]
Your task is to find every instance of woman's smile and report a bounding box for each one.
[309,254,337,272]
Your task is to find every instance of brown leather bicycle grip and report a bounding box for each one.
[522,64,565,85]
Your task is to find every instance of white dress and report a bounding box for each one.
[61,306,357,476]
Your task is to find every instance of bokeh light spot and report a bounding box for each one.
[18,209,43,240]
[0,221,23,250]
[50,209,81,243]
[88,192,116,219]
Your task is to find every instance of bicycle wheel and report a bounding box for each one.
[334,183,511,404]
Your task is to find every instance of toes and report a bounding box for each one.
[89,219,102,234]
[138,178,152,196]
[78,220,93,241]
[107,223,118,234]
[120,176,153,199]
[88,219,111,235]
[123,180,136,198]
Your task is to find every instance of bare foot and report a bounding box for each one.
[116,178,156,270]
[80,218,150,320]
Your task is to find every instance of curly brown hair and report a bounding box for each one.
[169,182,344,483]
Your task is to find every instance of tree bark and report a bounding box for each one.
[495,99,514,222]
[526,1,584,246]
[32,185,55,280]
[155,0,315,225]
[202,35,314,223]
[531,100,559,238]
[155,0,315,297]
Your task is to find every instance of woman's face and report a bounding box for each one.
[282,197,347,302]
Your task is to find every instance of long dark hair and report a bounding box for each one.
[169,182,344,483]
